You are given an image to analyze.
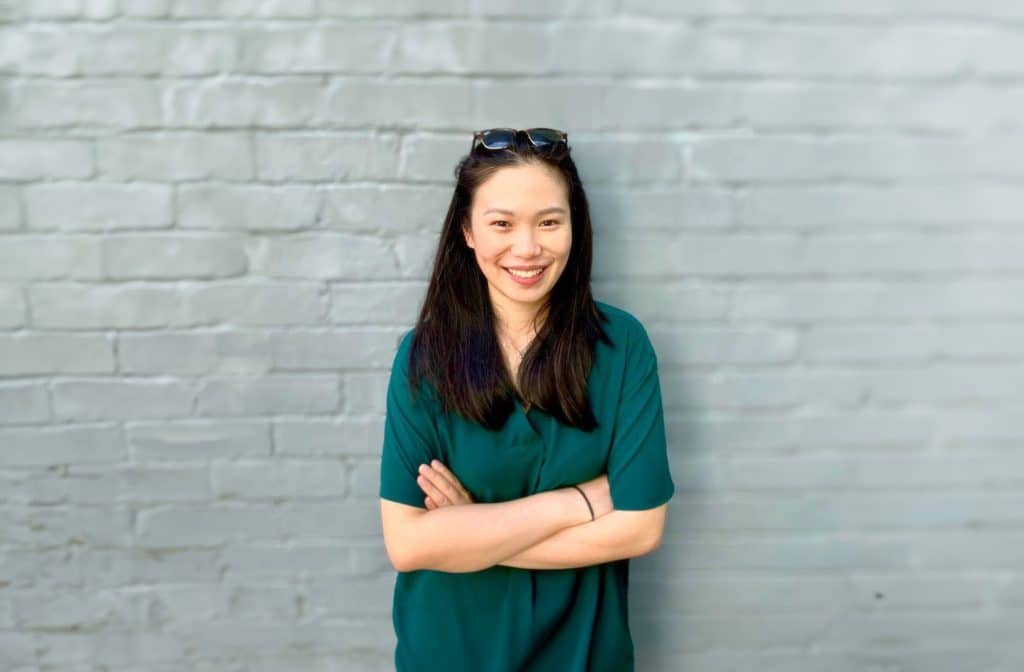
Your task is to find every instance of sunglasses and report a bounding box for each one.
[471,127,568,152]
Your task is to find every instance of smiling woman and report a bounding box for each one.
[463,164,574,376]
[378,127,675,672]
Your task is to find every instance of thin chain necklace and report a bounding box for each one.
[497,328,533,361]
[498,329,533,411]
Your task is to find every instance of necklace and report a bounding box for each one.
[498,331,531,360]
[498,331,532,412]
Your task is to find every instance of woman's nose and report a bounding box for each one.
[511,226,541,257]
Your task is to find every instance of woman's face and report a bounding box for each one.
[463,162,573,322]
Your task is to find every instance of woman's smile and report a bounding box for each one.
[504,265,548,285]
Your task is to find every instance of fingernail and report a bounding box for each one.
[431,460,440,468]
[419,464,428,473]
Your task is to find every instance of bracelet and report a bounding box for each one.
[571,484,595,521]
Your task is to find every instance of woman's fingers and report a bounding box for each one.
[427,460,473,502]
[417,461,473,505]
[416,471,450,505]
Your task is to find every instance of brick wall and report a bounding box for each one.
[1,1,1023,670]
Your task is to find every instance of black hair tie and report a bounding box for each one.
[571,484,595,521]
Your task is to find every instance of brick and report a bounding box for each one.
[271,328,400,370]
[255,132,398,181]
[593,281,730,323]
[0,333,114,375]
[102,234,248,279]
[97,133,253,180]
[0,27,78,75]
[393,23,476,73]
[136,500,379,546]
[66,27,240,76]
[120,0,172,17]
[0,140,92,180]
[0,381,49,422]
[25,184,173,231]
[323,78,473,127]
[178,185,319,230]
[195,375,339,416]
[118,330,273,374]
[187,283,325,325]
[30,284,189,328]
[393,233,439,279]
[162,78,324,128]
[52,379,194,421]
[128,420,272,460]
[689,136,1022,182]
[320,184,451,235]
[210,460,346,498]
[739,184,1024,228]
[0,284,25,327]
[6,506,133,547]
[303,574,393,616]
[329,281,425,324]
[319,0,469,16]
[274,418,382,457]
[239,26,392,73]
[0,236,101,277]
[0,187,21,230]
[7,80,162,129]
[2,0,117,19]
[172,0,316,17]
[589,186,737,231]
[0,425,123,465]
[342,372,388,414]
[254,233,399,279]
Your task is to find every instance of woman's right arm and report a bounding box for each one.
[381,485,596,573]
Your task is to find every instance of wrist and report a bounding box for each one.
[570,484,595,522]
[560,486,591,526]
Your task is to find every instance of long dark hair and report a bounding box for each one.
[406,130,611,431]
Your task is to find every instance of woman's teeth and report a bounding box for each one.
[507,267,545,278]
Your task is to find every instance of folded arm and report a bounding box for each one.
[497,503,668,570]
[380,487,593,574]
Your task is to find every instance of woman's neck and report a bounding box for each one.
[492,299,547,341]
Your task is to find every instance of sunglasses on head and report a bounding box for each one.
[471,127,568,152]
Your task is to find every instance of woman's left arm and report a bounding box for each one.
[496,503,668,570]
[499,318,676,569]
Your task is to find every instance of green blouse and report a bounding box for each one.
[379,300,675,672]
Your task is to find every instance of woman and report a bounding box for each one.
[378,127,675,672]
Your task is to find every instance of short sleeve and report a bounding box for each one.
[379,329,441,509]
[607,318,676,511]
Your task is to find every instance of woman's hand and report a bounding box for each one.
[416,459,475,509]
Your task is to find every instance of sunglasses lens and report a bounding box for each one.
[480,129,516,150]
[527,128,564,147]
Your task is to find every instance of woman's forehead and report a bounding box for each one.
[472,165,568,212]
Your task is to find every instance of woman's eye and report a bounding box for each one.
[491,221,510,228]
[541,220,560,227]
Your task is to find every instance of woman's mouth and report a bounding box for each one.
[504,265,548,286]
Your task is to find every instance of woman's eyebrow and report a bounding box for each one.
[482,206,568,216]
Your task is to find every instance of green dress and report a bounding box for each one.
[379,300,675,672]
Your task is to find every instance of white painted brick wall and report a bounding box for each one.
[1,1,1022,670]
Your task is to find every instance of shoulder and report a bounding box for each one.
[395,327,415,364]
[593,299,659,372]
[593,299,651,346]
[390,326,441,405]
[385,328,412,378]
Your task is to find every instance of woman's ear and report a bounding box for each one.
[462,223,475,250]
